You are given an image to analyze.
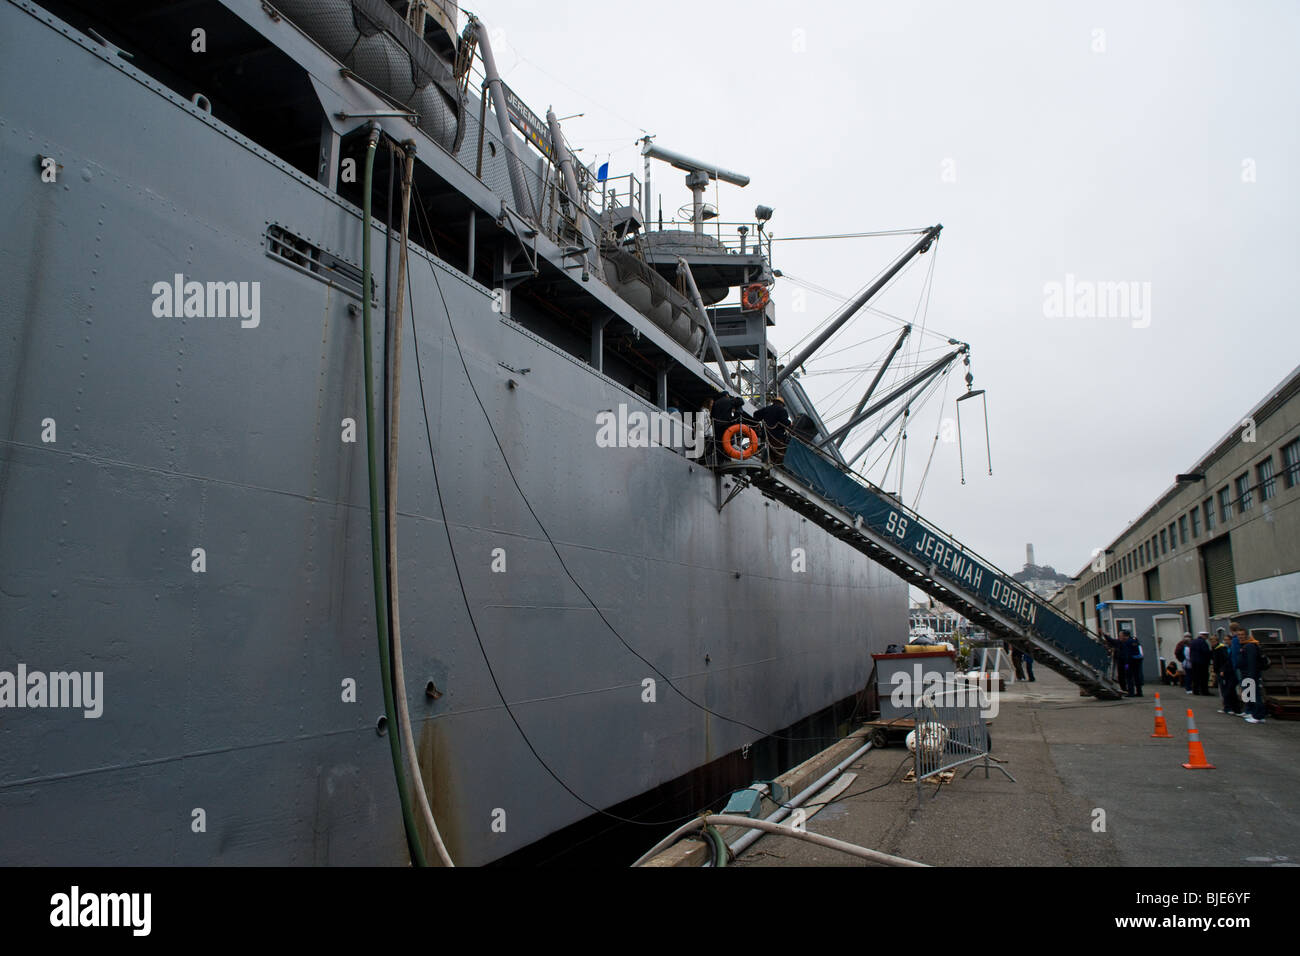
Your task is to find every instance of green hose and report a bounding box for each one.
[361,124,427,867]
[704,825,728,867]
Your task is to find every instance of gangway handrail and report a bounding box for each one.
[771,435,1116,687]
[785,434,1107,637]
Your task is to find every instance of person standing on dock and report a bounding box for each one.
[1227,624,1243,677]
[1238,627,1268,724]
[1124,633,1145,697]
[1010,645,1025,681]
[1189,632,1212,696]
[1022,648,1035,682]
[1212,632,1241,716]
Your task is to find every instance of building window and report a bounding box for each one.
[1235,473,1252,513]
[1283,437,1300,489]
[1218,487,1232,524]
[1160,528,1168,554]
[1179,514,1188,544]
[1191,507,1201,537]
[1151,535,1158,559]
[1258,456,1276,502]
[1203,498,1215,532]
[1169,522,1177,550]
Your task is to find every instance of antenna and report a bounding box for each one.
[641,141,749,234]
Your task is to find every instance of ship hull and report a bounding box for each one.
[0,0,906,865]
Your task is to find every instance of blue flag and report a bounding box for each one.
[597,162,609,182]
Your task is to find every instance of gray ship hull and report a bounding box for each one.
[0,0,906,865]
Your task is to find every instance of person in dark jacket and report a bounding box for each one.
[1124,634,1145,697]
[709,392,745,460]
[754,395,791,464]
[1189,632,1212,696]
[1212,632,1242,716]
[1239,629,1267,723]
[1010,645,1025,681]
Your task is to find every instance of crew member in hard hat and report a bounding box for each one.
[754,394,791,464]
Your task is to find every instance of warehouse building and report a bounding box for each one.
[1063,364,1300,639]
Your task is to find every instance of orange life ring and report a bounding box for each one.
[741,283,769,311]
[722,423,759,460]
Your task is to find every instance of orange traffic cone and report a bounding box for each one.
[1181,710,1216,770]
[1151,693,1172,738]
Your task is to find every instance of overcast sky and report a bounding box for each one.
[467,0,1300,578]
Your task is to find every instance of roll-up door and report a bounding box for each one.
[1202,536,1238,615]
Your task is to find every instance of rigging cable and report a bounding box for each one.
[910,364,955,511]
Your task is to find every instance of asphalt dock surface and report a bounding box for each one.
[733,668,1300,867]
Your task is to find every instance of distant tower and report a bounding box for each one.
[1026,543,1035,568]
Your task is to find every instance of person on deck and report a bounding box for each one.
[754,395,791,465]
[708,391,744,461]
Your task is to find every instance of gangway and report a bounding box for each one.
[716,438,1123,699]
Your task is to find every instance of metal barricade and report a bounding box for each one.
[910,679,1014,802]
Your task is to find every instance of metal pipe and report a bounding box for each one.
[817,346,963,449]
[678,257,733,392]
[472,16,537,221]
[641,135,653,224]
[775,225,940,387]
[836,324,911,447]
[545,108,596,275]
[729,738,873,857]
[642,141,750,187]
